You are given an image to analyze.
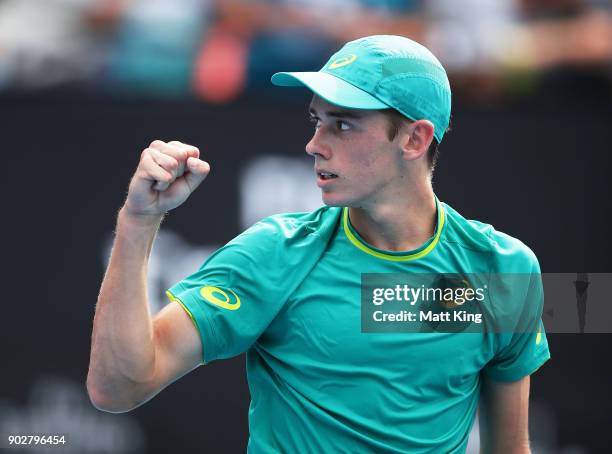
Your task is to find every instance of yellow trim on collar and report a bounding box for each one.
[342,203,445,262]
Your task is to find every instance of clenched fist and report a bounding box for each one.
[124,140,210,217]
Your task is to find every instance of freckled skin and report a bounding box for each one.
[306,96,407,209]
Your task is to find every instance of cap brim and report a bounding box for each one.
[271,72,389,110]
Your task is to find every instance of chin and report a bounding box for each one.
[321,191,358,208]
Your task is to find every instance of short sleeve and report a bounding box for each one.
[482,235,551,382]
[166,208,340,364]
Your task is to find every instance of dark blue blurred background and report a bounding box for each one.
[1,0,610,453]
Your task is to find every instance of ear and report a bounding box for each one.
[399,120,435,162]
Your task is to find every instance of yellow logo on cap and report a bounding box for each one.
[328,54,357,69]
[200,286,241,311]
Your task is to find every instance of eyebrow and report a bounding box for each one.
[308,107,363,120]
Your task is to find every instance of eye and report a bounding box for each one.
[336,120,350,131]
[309,116,321,129]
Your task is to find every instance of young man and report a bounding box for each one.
[88,36,550,453]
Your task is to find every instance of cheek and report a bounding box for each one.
[344,142,381,170]
[348,148,396,180]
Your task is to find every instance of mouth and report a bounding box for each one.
[316,171,338,181]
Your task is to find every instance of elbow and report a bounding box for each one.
[86,376,139,414]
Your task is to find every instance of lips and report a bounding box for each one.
[316,170,338,180]
[315,169,338,189]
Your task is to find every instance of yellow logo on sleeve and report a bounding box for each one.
[328,54,357,69]
[200,286,241,311]
[535,324,542,345]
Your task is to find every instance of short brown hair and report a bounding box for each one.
[382,109,442,171]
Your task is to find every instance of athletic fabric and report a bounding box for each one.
[167,199,550,453]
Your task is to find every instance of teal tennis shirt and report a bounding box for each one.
[167,200,550,453]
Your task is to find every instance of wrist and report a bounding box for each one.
[118,206,165,231]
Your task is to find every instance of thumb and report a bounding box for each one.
[184,157,210,192]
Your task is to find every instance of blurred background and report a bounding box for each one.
[1,0,611,452]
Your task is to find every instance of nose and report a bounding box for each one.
[305,128,331,160]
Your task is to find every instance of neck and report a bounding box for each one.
[347,182,437,252]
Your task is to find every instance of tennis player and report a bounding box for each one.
[88,35,550,453]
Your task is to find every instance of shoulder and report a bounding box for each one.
[226,205,342,254]
[194,206,342,285]
[441,202,539,273]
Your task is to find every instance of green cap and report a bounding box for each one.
[271,35,451,143]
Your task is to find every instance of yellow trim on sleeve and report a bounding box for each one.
[342,202,445,262]
[166,290,197,326]
[165,290,207,365]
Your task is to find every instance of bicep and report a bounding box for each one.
[479,375,531,454]
[149,301,204,392]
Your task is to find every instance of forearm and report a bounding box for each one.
[87,207,164,411]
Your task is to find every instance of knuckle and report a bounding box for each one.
[166,158,178,171]
[183,142,198,152]
[140,149,153,163]
[149,139,165,148]
[169,148,186,160]
[168,140,198,156]
[161,144,183,158]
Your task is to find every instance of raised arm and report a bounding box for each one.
[87,140,210,413]
[479,375,531,454]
